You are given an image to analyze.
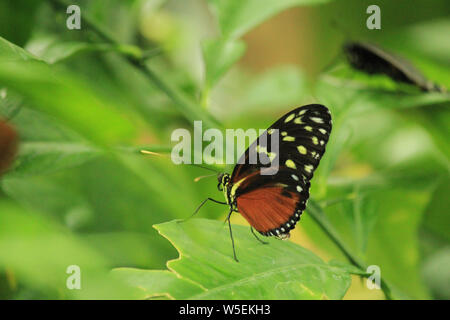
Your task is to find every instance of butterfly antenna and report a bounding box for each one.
[178,197,227,224]
[194,173,216,182]
[189,163,220,173]
[140,149,220,174]
[140,149,167,157]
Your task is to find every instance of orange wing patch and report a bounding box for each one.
[236,187,301,236]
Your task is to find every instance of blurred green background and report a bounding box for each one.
[0,0,449,299]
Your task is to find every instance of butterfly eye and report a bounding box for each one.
[217,183,223,191]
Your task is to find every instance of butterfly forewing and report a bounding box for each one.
[230,104,332,237]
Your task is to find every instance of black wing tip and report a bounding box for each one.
[295,104,331,115]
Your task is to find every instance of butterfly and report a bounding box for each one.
[343,42,446,93]
[192,104,332,261]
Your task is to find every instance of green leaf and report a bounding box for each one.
[421,177,450,243]
[11,99,104,179]
[115,219,352,300]
[305,189,432,299]
[207,0,330,39]
[0,200,141,299]
[421,248,450,300]
[379,18,450,88]
[0,36,38,62]
[328,260,369,276]
[0,87,22,120]
[202,38,246,90]
[2,107,102,177]
[111,269,204,300]
[240,66,307,111]
[25,36,144,64]
[341,188,378,255]
[143,62,222,129]
[202,0,330,93]
[1,168,176,270]
[1,175,93,227]
[408,103,450,160]
[8,141,100,177]
[320,70,450,109]
[0,36,136,146]
[0,60,135,146]
[30,41,114,64]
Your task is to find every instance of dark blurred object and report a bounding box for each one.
[0,119,18,175]
[344,42,446,93]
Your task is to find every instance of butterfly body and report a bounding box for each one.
[344,42,445,93]
[217,104,332,241]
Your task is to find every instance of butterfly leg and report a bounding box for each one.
[178,198,227,223]
[250,227,268,245]
[225,209,239,262]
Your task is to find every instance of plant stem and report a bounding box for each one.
[308,199,393,300]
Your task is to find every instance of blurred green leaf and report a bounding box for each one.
[1,168,176,270]
[26,35,144,64]
[0,200,140,299]
[31,41,116,64]
[1,175,92,226]
[0,35,38,62]
[1,106,104,177]
[420,177,450,243]
[115,219,352,299]
[303,188,432,299]
[202,38,246,90]
[202,0,330,94]
[210,66,308,122]
[0,60,136,146]
[240,66,308,111]
[320,71,450,109]
[8,141,100,177]
[142,62,222,129]
[0,88,23,120]
[339,189,378,255]
[380,18,450,87]
[0,35,136,146]
[207,0,330,39]
[407,103,450,160]
[421,247,450,300]
[0,0,42,47]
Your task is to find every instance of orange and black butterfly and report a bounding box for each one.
[194,104,332,261]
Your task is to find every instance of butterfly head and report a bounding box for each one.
[217,173,231,192]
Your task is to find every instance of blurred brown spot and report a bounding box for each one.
[240,8,316,75]
[0,119,18,175]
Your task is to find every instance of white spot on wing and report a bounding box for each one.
[284,113,295,123]
[310,117,324,123]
